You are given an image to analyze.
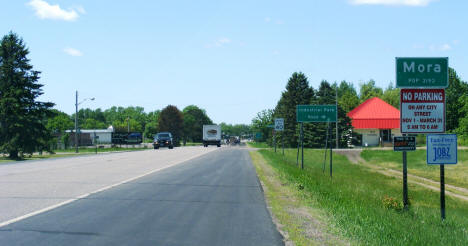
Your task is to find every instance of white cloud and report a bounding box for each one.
[63,47,83,56]
[28,0,84,21]
[349,0,437,6]
[428,43,451,51]
[216,38,231,46]
[440,44,451,51]
[264,17,271,23]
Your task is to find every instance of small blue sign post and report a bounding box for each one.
[427,134,458,220]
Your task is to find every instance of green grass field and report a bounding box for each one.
[361,149,468,189]
[0,153,84,163]
[247,142,270,148]
[257,148,468,245]
[55,147,147,153]
[0,147,147,163]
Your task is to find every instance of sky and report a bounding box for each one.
[1,0,467,124]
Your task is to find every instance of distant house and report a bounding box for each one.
[347,97,401,147]
[66,126,114,145]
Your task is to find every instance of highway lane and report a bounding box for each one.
[0,148,284,245]
[0,147,217,224]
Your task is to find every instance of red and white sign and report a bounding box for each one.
[400,89,445,133]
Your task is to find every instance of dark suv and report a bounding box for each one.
[153,132,174,149]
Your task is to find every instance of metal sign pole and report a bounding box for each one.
[282,134,284,155]
[296,125,300,166]
[274,130,277,153]
[441,164,446,220]
[323,122,329,173]
[403,149,409,208]
[301,122,304,170]
[329,125,333,178]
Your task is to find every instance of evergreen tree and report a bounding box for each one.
[274,72,313,147]
[158,105,183,146]
[0,32,55,158]
[306,81,335,148]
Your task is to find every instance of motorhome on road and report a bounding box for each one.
[203,125,221,147]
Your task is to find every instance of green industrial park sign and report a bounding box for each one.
[396,57,448,88]
[296,105,337,123]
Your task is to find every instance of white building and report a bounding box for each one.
[347,97,401,147]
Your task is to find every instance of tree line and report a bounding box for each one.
[0,32,251,158]
[252,70,468,147]
[47,104,213,146]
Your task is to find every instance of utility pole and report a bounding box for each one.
[75,91,78,153]
[74,91,95,154]
[127,117,130,133]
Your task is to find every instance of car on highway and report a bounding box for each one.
[153,132,174,149]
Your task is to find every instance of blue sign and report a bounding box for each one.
[427,134,457,165]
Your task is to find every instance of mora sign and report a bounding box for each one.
[396,57,448,88]
[400,89,445,133]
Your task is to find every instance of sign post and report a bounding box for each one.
[397,57,448,211]
[427,134,457,220]
[393,136,416,208]
[297,105,337,172]
[275,118,285,155]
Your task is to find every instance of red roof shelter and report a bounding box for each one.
[347,97,400,129]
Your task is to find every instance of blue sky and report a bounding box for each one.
[1,0,466,124]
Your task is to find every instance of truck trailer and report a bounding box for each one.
[203,125,221,147]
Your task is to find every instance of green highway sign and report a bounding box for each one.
[396,57,448,88]
[296,105,337,122]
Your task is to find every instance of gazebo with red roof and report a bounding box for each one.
[347,97,401,146]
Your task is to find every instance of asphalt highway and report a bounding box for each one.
[0,147,283,245]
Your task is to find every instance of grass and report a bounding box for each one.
[361,149,468,189]
[0,147,149,164]
[254,148,468,245]
[55,146,147,153]
[247,142,271,148]
[0,153,83,163]
[251,151,348,246]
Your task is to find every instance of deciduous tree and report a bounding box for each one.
[159,105,183,146]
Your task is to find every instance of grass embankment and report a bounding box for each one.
[247,142,270,148]
[253,148,468,245]
[0,147,148,164]
[0,154,82,163]
[55,147,147,153]
[362,149,468,189]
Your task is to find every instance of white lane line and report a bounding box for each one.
[0,149,217,228]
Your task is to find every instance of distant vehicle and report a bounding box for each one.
[203,125,221,147]
[112,132,142,144]
[153,132,173,149]
[127,132,142,144]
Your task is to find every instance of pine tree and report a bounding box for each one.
[274,72,313,147]
[0,32,55,159]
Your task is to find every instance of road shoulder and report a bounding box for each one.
[250,151,349,246]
